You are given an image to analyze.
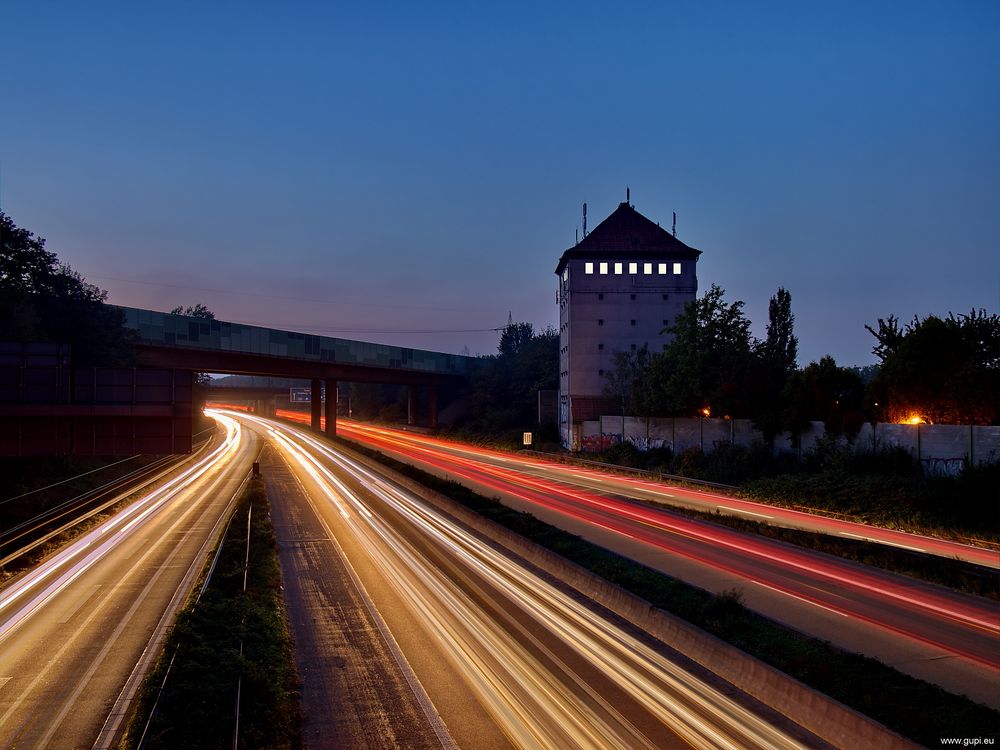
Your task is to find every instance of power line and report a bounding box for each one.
[92,275,464,313]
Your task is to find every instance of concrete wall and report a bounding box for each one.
[582,415,1000,469]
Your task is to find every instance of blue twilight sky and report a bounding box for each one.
[1,1,997,365]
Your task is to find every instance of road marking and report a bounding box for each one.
[840,532,927,554]
[0,678,10,692]
[751,580,848,617]
[717,505,773,520]
[57,584,101,624]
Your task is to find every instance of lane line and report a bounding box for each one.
[751,581,848,618]
[840,532,927,555]
[717,506,773,520]
[57,585,101,624]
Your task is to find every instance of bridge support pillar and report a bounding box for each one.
[324,378,337,436]
[428,386,438,430]
[310,378,322,431]
[407,385,416,426]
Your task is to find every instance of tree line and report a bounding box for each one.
[605,284,999,435]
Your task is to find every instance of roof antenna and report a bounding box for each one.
[582,202,587,238]
[626,186,630,205]
[575,227,579,244]
[672,211,677,238]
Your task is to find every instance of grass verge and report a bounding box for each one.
[334,435,999,749]
[119,477,302,750]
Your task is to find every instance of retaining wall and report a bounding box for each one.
[586,416,1000,469]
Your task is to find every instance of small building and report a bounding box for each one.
[554,200,701,449]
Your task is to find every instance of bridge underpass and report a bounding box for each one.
[120,306,473,439]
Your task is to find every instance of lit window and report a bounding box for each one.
[658,262,667,274]
[643,262,653,274]
[585,262,594,274]
[673,262,682,274]
[614,262,623,274]
[599,262,608,274]
[629,262,638,274]
[563,269,568,281]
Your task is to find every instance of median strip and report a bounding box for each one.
[119,476,302,750]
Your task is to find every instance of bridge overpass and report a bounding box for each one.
[119,306,477,434]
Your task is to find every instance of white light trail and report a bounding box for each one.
[0,413,242,643]
[236,413,808,750]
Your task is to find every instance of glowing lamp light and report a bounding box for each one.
[903,414,929,425]
[700,407,711,418]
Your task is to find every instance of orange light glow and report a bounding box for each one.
[903,414,929,425]
[700,407,711,418]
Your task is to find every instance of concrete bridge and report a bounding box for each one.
[120,306,476,434]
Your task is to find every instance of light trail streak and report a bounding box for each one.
[326,419,1000,670]
[335,419,999,570]
[0,413,242,643]
[340,423,999,638]
[235,412,811,750]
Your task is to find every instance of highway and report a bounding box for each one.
[231,411,835,750]
[0,412,255,749]
[340,422,999,568]
[321,419,1000,708]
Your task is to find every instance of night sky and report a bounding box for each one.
[2,1,997,366]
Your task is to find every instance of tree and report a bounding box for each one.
[782,356,865,439]
[170,303,215,319]
[866,310,1000,424]
[464,322,558,434]
[760,287,798,376]
[752,287,799,441]
[0,211,133,365]
[497,321,534,357]
[645,284,756,417]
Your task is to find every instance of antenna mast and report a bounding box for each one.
[582,202,587,238]
[626,186,630,205]
[672,211,677,238]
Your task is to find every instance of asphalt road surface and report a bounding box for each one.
[235,411,843,750]
[329,420,1000,709]
[0,412,256,749]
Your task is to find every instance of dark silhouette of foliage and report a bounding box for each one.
[170,303,215,319]
[782,356,865,439]
[752,287,799,441]
[0,211,133,365]
[464,321,558,434]
[645,284,757,417]
[760,287,798,376]
[866,310,1000,424]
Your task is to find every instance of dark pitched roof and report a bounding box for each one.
[555,202,700,274]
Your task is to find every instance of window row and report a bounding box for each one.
[584,261,682,276]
